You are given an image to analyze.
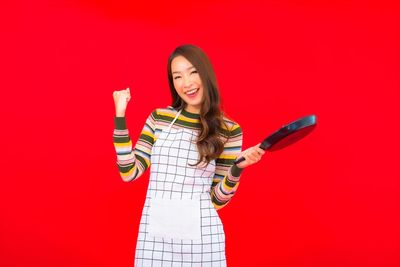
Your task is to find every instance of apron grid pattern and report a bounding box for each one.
[135,109,226,267]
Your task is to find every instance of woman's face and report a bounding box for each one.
[171,55,204,113]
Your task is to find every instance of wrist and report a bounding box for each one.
[114,116,127,129]
[116,110,126,117]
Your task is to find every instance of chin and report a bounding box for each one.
[188,99,203,106]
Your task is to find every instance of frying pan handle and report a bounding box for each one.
[234,156,245,165]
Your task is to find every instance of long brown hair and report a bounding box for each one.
[167,44,229,166]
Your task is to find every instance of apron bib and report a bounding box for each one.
[147,108,213,241]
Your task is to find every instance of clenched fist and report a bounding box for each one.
[113,88,131,117]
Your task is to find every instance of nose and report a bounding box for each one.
[183,74,192,88]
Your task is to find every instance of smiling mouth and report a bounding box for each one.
[185,88,199,95]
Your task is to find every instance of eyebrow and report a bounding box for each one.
[172,66,196,75]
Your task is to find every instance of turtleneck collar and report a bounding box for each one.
[181,108,200,119]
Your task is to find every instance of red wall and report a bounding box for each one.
[0,1,399,266]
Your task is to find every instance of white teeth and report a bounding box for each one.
[186,88,198,95]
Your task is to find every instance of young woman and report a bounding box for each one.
[113,44,265,266]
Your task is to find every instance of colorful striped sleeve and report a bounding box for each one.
[113,109,158,182]
[211,122,244,210]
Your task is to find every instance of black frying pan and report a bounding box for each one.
[234,115,317,165]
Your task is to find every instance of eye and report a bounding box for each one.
[191,70,198,74]
[173,76,181,80]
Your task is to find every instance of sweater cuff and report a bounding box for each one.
[114,117,127,130]
[231,164,243,177]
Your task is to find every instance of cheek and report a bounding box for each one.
[173,80,182,91]
[195,76,203,86]
[199,88,205,99]
[173,82,184,97]
[197,80,204,94]
[197,80,205,96]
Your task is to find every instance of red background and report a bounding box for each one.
[0,1,399,266]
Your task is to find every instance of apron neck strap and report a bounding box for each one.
[167,108,183,131]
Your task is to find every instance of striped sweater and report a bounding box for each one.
[113,106,243,210]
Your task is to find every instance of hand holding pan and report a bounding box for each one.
[234,115,317,165]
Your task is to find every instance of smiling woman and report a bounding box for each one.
[170,56,204,112]
[112,44,265,266]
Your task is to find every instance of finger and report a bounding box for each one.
[253,152,262,161]
[251,149,258,156]
[256,143,265,153]
[257,148,265,155]
[250,150,262,161]
[249,157,259,164]
[246,153,258,162]
[113,92,120,99]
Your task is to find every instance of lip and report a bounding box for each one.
[185,88,199,94]
[185,88,199,99]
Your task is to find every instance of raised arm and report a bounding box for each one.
[113,110,158,182]
[112,88,158,182]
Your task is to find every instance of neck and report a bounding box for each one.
[184,105,201,114]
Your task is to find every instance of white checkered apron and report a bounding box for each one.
[135,109,227,267]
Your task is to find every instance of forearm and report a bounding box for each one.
[113,117,147,182]
[211,164,243,210]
